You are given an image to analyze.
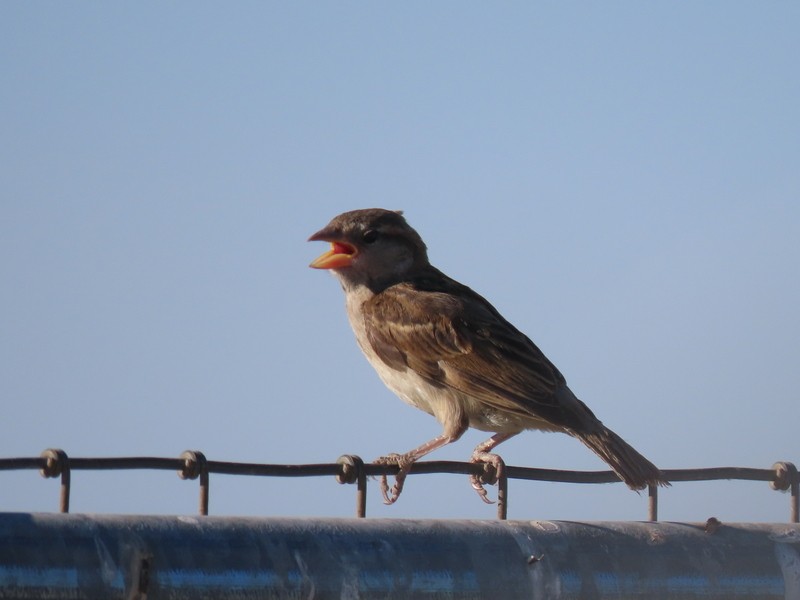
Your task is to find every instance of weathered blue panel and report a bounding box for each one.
[0,513,798,599]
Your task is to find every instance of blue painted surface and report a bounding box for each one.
[0,514,797,599]
[0,565,125,591]
[355,568,479,592]
[590,573,784,596]
[0,566,79,589]
[158,568,283,589]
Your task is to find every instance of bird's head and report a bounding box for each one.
[308,208,429,290]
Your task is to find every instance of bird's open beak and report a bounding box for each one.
[308,230,357,269]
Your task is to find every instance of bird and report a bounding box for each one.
[309,208,667,504]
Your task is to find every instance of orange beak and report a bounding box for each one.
[309,240,357,269]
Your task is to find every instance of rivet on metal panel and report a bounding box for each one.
[39,448,70,513]
[704,517,722,534]
[336,455,367,518]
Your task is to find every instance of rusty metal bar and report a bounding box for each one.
[9,452,792,485]
[1,513,797,599]
[38,449,70,513]
[663,466,777,482]
[770,461,799,524]
[198,470,209,516]
[69,457,185,471]
[208,460,342,477]
[648,483,658,521]
[497,467,508,520]
[354,459,367,518]
[0,457,42,470]
[178,451,208,516]
[336,455,367,517]
[58,468,70,513]
[3,451,797,522]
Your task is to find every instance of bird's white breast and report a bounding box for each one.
[342,286,457,420]
[340,282,557,435]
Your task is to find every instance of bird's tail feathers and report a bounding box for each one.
[574,426,669,490]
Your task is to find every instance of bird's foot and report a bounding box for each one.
[469,451,506,504]
[373,453,414,505]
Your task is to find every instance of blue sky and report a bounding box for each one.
[1,3,798,522]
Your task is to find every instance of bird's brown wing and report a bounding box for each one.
[362,273,594,431]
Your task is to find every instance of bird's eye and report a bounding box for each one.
[362,230,379,244]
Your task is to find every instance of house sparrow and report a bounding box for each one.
[309,208,667,504]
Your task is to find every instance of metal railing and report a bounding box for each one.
[1,449,797,522]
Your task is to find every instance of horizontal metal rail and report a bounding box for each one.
[1,513,799,599]
[1,449,797,522]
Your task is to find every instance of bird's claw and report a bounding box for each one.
[469,452,505,504]
[374,453,413,505]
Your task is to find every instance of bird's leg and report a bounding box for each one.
[470,432,518,504]
[374,433,461,505]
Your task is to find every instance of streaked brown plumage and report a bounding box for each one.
[309,208,667,504]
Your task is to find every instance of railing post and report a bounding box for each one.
[178,450,209,516]
[336,455,367,518]
[39,448,71,513]
[771,461,799,523]
[648,484,658,521]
